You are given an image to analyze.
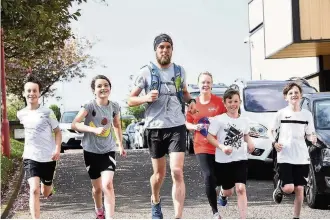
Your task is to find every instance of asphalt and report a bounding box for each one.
[8,149,330,219]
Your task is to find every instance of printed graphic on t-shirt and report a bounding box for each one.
[224,123,244,149]
[89,117,111,137]
[208,107,217,112]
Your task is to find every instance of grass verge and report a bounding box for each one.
[0,139,24,188]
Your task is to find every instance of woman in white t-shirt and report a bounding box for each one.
[206,88,255,219]
[269,82,316,219]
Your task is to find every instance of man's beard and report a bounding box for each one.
[156,54,171,65]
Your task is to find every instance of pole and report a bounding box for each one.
[1,28,10,157]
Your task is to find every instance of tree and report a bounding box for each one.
[7,95,25,121]
[6,38,95,101]
[1,0,105,61]
[126,105,146,120]
[49,104,61,121]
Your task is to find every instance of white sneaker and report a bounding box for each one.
[213,212,221,219]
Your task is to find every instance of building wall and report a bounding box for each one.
[249,27,319,80]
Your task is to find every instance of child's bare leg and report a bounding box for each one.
[235,183,247,219]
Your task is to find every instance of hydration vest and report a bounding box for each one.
[144,62,185,112]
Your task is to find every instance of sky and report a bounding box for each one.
[45,0,251,112]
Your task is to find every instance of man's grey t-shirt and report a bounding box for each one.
[17,106,59,162]
[133,62,186,129]
[82,100,119,154]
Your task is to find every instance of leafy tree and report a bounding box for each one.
[1,0,105,61]
[49,104,61,121]
[7,95,25,121]
[126,105,146,120]
[6,38,95,101]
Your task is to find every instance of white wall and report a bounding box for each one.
[248,0,263,32]
[249,27,319,80]
[263,0,294,58]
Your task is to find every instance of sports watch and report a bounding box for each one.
[187,98,196,105]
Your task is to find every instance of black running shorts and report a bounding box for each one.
[83,150,116,180]
[215,160,248,190]
[279,163,309,186]
[23,159,57,186]
[144,125,186,159]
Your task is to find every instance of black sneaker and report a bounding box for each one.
[273,180,283,204]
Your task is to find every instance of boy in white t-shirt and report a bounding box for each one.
[17,75,62,219]
[269,82,316,219]
[207,89,255,219]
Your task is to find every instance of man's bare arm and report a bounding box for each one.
[127,87,158,107]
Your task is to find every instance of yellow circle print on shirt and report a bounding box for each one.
[89,120,111,137]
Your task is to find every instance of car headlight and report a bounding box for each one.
[322,148,330,166]
[249,123,268,138]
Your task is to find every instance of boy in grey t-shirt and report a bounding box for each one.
[128,33,197,219]
[72,75,126,219]
[17,75,62,219]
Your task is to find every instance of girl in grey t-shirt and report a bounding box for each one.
[72,75,127,219]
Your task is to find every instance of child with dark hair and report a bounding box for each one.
[206,88,255,219]
[269,82,316,219]
[17,75,62,219]
[72,75,126,219]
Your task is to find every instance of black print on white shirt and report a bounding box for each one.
[224,123,243,149]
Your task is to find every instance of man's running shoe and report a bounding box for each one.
[151,197,163,219]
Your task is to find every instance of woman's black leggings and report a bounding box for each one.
[196,153,218,214]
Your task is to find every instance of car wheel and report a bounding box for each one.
[305,163,328,209]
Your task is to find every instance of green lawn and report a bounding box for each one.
[0,139,24,187]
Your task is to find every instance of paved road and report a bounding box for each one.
[9,150,330,219]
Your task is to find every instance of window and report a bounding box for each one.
[60,111,79,123]
[314,99,330,129]
[243,86,316,112]
[189,91,225,98]
[301,98,310,111]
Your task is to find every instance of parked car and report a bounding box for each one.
[122,120,146,150]
[186,83,228,154]
[122,132,131,149]
[134,121,146,149]
[300,92,330,209]
[59,111,83,153]
[229,77,317,163]
[124,120,137,149]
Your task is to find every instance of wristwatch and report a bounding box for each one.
[188,99,196,104]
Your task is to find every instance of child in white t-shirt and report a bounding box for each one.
[207,88,255,219]
[269,82,316,219]
[17,75,62,219]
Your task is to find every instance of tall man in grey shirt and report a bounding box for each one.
[128,33,197,219]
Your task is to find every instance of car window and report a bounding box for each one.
[301,98,310,111]
[126,123,136,132]
[190,91,224,98]
[243,86,316,112]
[314,99,330,129]
[60,111,79,123]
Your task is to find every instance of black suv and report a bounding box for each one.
[300,92,330,209]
